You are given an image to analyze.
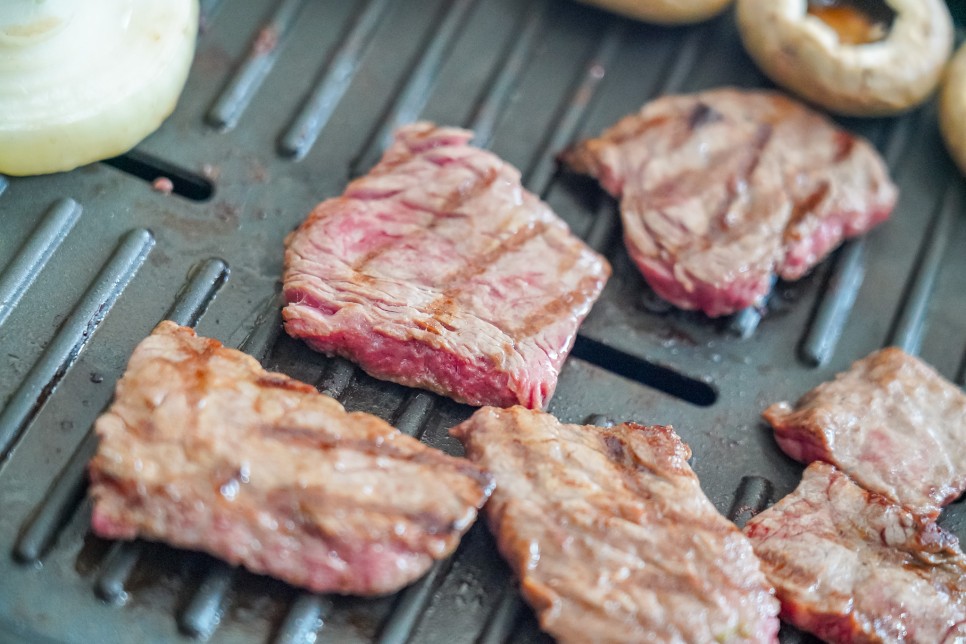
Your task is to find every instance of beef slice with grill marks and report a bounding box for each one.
[563,88,897,317]
[283,122,610,410]
[745,462,966,643]
[88,321,494,596]
[452,406,780,644]
[764,347,966,519]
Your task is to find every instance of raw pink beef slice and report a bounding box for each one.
[283,122,611,409]
[564,88,897,317]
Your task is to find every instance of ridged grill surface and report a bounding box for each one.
[1,2,965,643]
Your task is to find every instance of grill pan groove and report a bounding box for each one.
[799,240,867,366]
[13,259,229,565]
[278,0,393,159]
[95,541,144,606]
[524,19,625,198]
[800,109,920,365]
[271,593,328,644]
[0,228,154,464]
[206,0,307,132]
[351,0,478,177]
[0,199,82,330]
[464,0,550,150]
[887,179,960,354]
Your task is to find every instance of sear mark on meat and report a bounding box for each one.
[88,321,493,596]
[563,88,897,317]
[282,122,611,409]
[744,462,966,643]
[451,406,780,644]
[688,101,723,130]
[764,347,966,519]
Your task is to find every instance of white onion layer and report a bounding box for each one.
[0,0,198,176]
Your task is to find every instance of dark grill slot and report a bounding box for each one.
[102,152,214,201]
[570,335,717,406]
[0,198,82,329]
[0,228,153,465]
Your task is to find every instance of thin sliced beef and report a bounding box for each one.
[451,406,780,644]
[563,88,897,317]
[764,347,966,519]
[282,122,610,409]
[88,321,493,596]
[744,462,966,643]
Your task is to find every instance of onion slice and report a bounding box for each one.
[0,0,198,176]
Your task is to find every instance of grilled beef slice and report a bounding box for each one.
[563,88,896,317]
[88,321,493,596]
[764,347,966,519]
[282,122,610,409]
[452,406,780,643]
[745,462,966,643]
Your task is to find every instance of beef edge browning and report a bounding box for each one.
[763,347,966,519]
[563,88,897,317]
[88,321,493,596]
[452,406,781,643]
[745,462,966,643]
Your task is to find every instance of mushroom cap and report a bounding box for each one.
[576,0,733,25]
[940,42,966,177]
[736,0,954,117]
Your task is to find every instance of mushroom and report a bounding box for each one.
[0,0,199,176]
[575,0,734,25]
[736,0,954,116]
[940,43,966,177]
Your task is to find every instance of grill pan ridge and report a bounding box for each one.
[1,1,965,642]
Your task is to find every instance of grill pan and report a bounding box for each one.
[1,1,965,642]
